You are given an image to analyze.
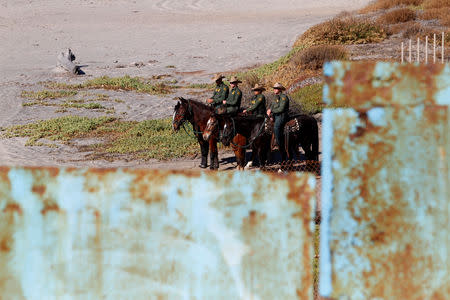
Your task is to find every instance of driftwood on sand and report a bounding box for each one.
[57,48,82,74]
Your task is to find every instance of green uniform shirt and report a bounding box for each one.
[212,83,229,106]
[270,93,289,115]
[226,86,242,110]
[247,94,266,117]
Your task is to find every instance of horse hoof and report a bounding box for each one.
[199,164,207,169]
[244,161,253,170]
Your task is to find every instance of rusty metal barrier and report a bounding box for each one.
[0,167,315,299]
[320,62,449,299]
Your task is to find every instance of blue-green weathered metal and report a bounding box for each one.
[0,167,315,300]
[320,61,449,299]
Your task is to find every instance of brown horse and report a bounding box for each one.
[172,97,219,169]
[203,114,248,170]
[203,114,271,169]
[284,114,319,161]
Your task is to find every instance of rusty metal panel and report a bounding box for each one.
[0,167,315,300]
[323,61,450,108]
[320,62,449,299]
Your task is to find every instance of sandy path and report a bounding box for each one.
[0,0,370,168]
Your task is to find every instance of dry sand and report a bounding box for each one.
[0,0,370,168]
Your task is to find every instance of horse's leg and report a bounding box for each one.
[245,145,256,169]
[209,138,219,170]
[233,135,246,170]
[198,137,208,168]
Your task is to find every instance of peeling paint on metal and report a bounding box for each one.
[318,108,333,297]
[322,62,449,299]
[324,61,450,108]
[0,168,315,300]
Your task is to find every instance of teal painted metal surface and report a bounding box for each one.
[0,167,315,299]
[321,62,450,299]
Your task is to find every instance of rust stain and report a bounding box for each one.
[26,166,60,178]
[287,175,314,228]
[32,185,46,197]
[41,202,60,216]
[325,62,447,108]
[286,174,314,300]
[0,166,11,187]
[243,210,266,226]
[0,237,11,252]
[2,203,22,215]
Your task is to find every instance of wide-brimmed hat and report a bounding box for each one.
[229,76,242,84]
[251,83,266,91]
[212,74,225,81]
[272,82,286,90]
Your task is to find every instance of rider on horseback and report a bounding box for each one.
[243,83,266,117]
[216,76,242,115]
[267,82,290,161]
[207,74,229,108]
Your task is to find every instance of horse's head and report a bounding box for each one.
[220,117,235,146]
[172,98,189,132]
[202,115,219,141]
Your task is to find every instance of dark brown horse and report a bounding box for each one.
[284,114,319,161]
[204,114,272,169]
[172,97,219,169]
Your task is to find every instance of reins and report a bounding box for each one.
[176,99,206,138]
[227,117,268,149]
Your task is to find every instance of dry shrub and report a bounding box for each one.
[241,72,260,89]
[401,22,449,45]
[263,65,319,91]
[390,21,416,34]
[440,13,450,26]
[295,17,388,46]
[294,45,349,70]
[402,22,432,38]
[377,8,416,24]
[360,0,424,13]
[423,0,450,9]
[421,8,445,19]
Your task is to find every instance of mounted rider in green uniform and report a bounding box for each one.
[219,76,242,115]
[267,82,289,162]
[244,83,266,117]
[207,74,229,108]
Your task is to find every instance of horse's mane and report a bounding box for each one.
[181,98,214,111]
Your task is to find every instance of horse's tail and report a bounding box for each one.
[311,118,319,161]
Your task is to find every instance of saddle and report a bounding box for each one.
[284,118,301,134]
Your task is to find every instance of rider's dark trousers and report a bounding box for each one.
[274,112,287,161]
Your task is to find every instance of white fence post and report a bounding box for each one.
[417,37,420,63]
[434,33,436,63]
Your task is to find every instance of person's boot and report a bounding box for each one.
[199,156,207,169]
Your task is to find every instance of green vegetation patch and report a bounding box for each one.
[291,84,324,114]
[21,90,78,100]
[186,83,215,89]
[22,99,106,110]
[1,117,198,160]
[61,101,105,110]
[45,75,171,95]
[96,119,198,160]
[2,116,115,146]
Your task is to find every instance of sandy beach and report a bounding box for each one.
[0,0,370,168]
